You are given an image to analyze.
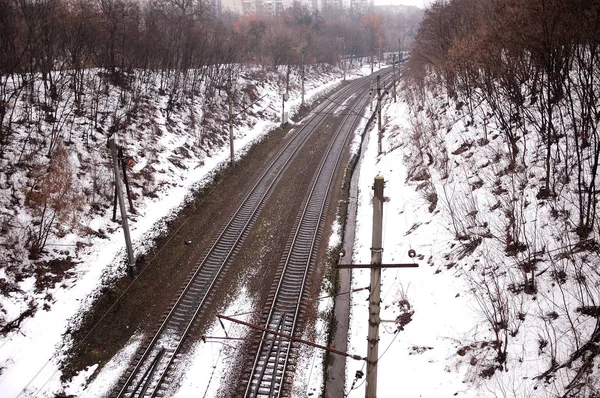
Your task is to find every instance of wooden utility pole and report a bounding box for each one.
[109,134,135,277]
[392,55,397,103]
[377,75,382,155]
[228,73,234,166]
[301,49,305,106]
[366,175,384,398]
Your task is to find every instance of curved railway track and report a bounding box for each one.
[112,72,387,398]
[240,75,375,398]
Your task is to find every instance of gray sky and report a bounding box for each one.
[373,0,431,9]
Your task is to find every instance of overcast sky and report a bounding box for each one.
[373,0,431,8]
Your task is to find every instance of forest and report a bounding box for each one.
[403,0,600,395]
[409,0,600,236]
[0,0,419,158]
[0,0,420,285]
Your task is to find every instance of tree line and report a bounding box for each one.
[409,0,600,238]
[405,0,600,392]
[0,0,421,262]
[0,0,421,158]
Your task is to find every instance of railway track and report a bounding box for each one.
[112,72,384,398]
[240,75,378,397]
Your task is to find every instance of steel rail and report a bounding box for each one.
[243,75,377,397]
[113,78,372,398]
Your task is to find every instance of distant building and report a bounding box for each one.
[222,0,320,14]
[350,0,371,14]
[241,0,255,13]
[222,0,244,13]
[248,0,287,14]
[309,0,320,12]
[223,0,411,15]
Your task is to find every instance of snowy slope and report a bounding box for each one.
[2,59,591,398]
[0,63,357,398]
[345,80,600,396]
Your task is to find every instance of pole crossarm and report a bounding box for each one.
[216,314,366,361]
[337,263,418,269]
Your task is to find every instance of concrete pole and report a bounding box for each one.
[118,147,136,214]
[366,175,384,398]
[377,75,382,155]
[109,134,135,277]
[369,79,373,112]
[399,37,402,62]
[286,64,290,96]
[229,73,234,166]
[281,94,285,126]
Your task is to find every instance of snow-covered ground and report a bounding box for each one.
[344,74,600,396]
[345,96,480,397]
[0,63,374,398]
[1,59,589,398]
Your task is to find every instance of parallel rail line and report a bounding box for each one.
[112,74,379,398]
[241,75,377,397]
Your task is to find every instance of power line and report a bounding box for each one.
[18,156,238,398]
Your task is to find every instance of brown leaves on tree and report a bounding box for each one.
[24,143,84,256]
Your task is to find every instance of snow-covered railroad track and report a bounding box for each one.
[240,72,381,398]
[111,76,377,398]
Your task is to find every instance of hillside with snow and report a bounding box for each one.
[352,1,600,396]
[0,62,368,397]
[342,77,600,397]
[346,85,599,397]
[1,31,599,398]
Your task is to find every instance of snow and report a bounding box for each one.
[342,65,600,396]
[0,64,359,398]
[167,287,254,398]
[78,334,142,397]
[1,59,588,398]
[345,98,479,397]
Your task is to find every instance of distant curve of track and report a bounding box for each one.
[240,73,376,398]
[112,71,388,398]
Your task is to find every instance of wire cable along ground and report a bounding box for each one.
[240,70,395,398]
[111,71,392,398]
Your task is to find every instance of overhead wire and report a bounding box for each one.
[201,322,235,398]
[344,361,367,397]
[379,178,399,316]
[18,155,234,398]
[14,66,391,396]
[314,94,372,121]
[227,286,370,318]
